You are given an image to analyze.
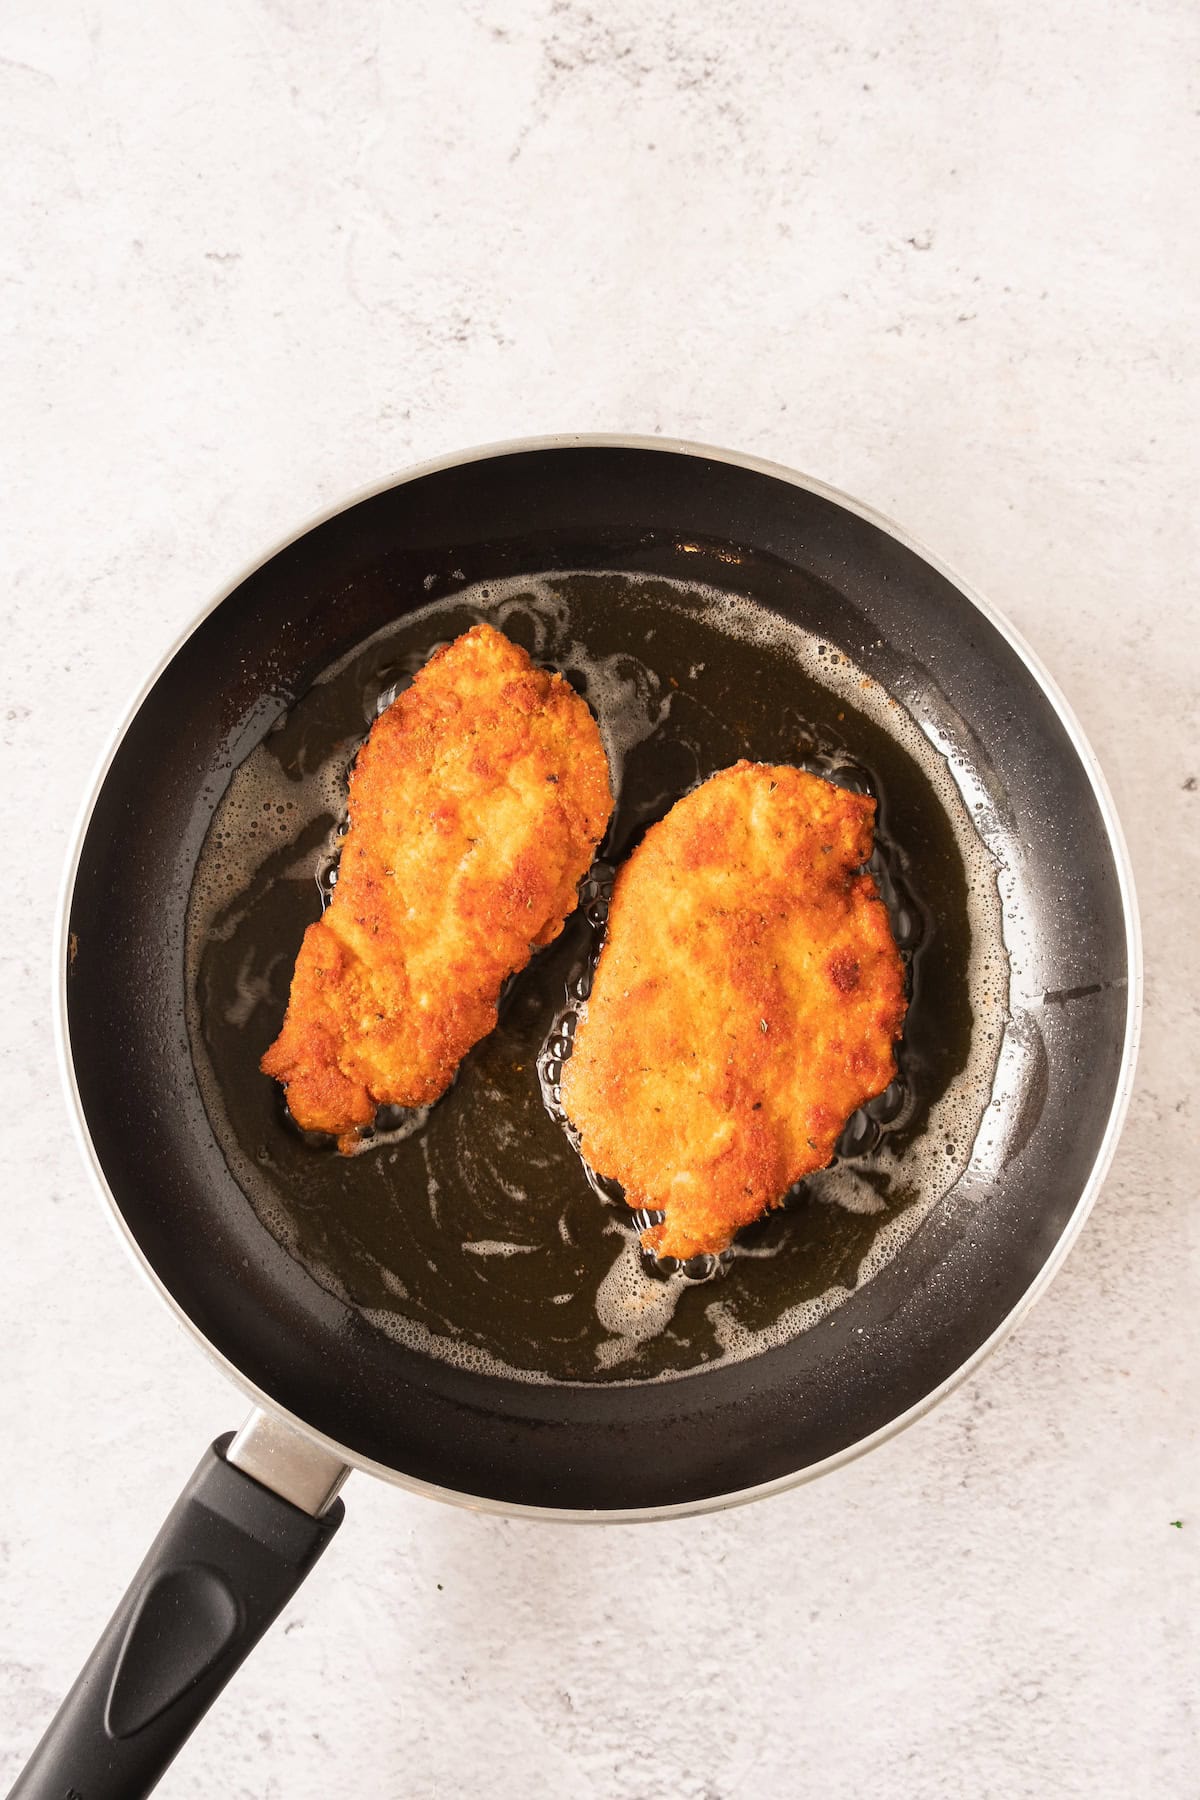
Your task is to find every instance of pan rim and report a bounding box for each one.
[52,432,1143,1521]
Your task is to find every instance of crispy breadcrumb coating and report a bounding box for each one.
[560,761,906,1259]
[262,623,612,1148]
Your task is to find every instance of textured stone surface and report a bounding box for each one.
[1,1,1196,1794]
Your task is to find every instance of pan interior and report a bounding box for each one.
[186,567,1006,1386]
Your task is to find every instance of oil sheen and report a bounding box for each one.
[185,571,1008,1385]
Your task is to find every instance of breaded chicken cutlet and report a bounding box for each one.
[262,622,613,1148]
[560,761,907,1261]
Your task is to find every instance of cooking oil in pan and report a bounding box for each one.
[186,571,1007,1385]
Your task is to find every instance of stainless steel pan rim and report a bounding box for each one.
[52,432,1143,1522]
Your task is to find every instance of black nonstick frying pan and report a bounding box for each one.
[16,437,1139,1795]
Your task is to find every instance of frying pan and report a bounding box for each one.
[15,436,1139,1796]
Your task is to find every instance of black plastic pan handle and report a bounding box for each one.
[9,1431,345,1799]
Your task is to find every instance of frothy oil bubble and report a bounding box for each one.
[341,1106,431,1156]
[185,569,1010,1386]
[186,736,348,961]
[594,1230,686,1370]
[462,1239,539,1258]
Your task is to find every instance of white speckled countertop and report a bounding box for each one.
[2,2,1197,1795]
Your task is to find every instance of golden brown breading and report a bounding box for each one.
[262,623,613,1148]
[559,761,906,1260]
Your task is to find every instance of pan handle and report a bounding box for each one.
[10,1423,347,1799]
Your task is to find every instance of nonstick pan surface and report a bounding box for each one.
[60,436,1139,1517]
